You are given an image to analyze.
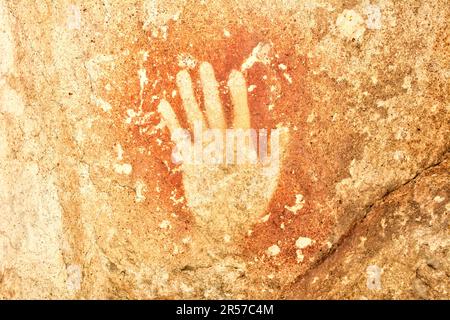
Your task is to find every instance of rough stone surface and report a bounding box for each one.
[283,158,449,299]
[0,0,448,299]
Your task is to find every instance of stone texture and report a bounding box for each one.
[0,0,448,299]
[282,157,449,299]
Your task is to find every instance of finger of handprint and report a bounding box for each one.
[228,70,250,129]
[199,62,226,129]
[176,69,206,129]
[157,99,180,135]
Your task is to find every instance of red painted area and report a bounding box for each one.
[95,12,333,272]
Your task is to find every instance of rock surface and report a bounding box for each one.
[283,157,449,299]
[0,0,448,299]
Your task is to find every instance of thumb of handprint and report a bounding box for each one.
[157,61,289,238]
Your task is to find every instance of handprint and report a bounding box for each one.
[157,62,288,239]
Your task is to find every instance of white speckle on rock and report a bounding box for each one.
[283,73,293,84]
[224,234,231,243]
[402,75,413,94]
[336,9,365,41]
[115,143,124,160]
[267,244,280,256]
[295,236,313,249]
[0,84,25,116]
[66,264,82,292]
[393,150,406,161]
[159,220,171,229]
[135,180,147,203]
[169,191,184,205]
[125,108,139,124]
[172,12,180,21]
[182,236,191,244]
[91,95,112,112]
[306,112,316,123]
[67,5,81,30]
[172,244,181,255]
[138,68,148,90]
[285,194,305,214]
[241,42,272,72]
[296,250,304,263]
[223,29,231,37]
[113,163,132,175]
[380,218,387,230]
[366,265,383,291]
[295,237,313,263]
[260,213,271,223]
[359,236,367,248]
[364,4,382,30]
[433,195,445,203]
[371,75,378,84]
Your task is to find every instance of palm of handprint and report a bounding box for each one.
[158,62,288,238]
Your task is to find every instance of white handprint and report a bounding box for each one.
[157,62,288,239]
